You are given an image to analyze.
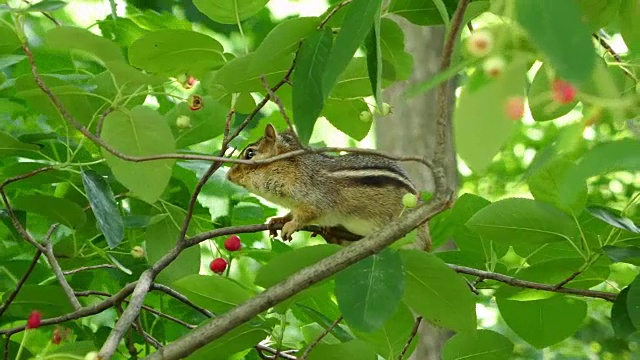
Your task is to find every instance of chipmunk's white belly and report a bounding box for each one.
[316,213,377,236]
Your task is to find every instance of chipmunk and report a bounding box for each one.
[226,124,431,250]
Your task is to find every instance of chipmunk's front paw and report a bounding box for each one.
[267,216,290,238]
[281,221,300,241]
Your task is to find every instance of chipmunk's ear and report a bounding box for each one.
[264,123,277,142]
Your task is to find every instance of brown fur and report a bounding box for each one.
[227,124,420,242]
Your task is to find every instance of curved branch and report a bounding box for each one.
[0,250,42,317]
[448,264,617,302]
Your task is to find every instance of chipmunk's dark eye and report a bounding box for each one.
[244,148,256,159]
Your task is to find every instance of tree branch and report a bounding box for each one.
[448,264,617,302]
[0,250,42,317]
[145,199,448,359]
[398,317,422,360]
[433,0,470,195]
[300,316,343,359]
[62,264,118,276]
[42,224,82,310]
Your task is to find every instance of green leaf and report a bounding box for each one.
[335,249,404,332]
[528,64,578,122]
[0,131,40,158]
[388,0,457,26]
[128,29,225,77]
[587,206,640,233]
[172,274,254,314]
[15,75,96,127]
[166,96,228,149]
[12,194,86,229]
[379,18,414,82]
[44,341,96,360]
[322,98,372,141]
[620,0,640,55]
[297,303,354,342]
[24,0,67,12]
[44,26,125,64]
[101,106,176,204]
[308,339,377,360]
[560,140,640,207]
[579,0,621,30]
[255,244,341,288]
[603,245,640,266]
[626,275,640,329]
[514,0,595,85]
[466,198,579,248]
[352,302,416,359]
[81,169,124,249]
[2,285,74,318]
[209,53,294,93]
[400,250,477,332]
[293,28,334,144]
[496,295,587,348]
[249,17,321,73]
[322,0,383,99]
[0,23,20,54]
[442,330,514,360]
[189,321,272,360]
[611,287,636,339]
[453,57,527,173]
[145,207,200,285]
[527,157,587,214]
[192,0,269,24]
[364,7,383,109]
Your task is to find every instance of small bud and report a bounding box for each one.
[84,351,99,360]
[359,110,372,122]
[183,76,197,89]
[504,96,525,120]
[552,79,577,104]
[224,235,242,251]
[176,115,192,129]
[466,30,494,57]
[131,246,145,259]
[188,95,203,111]
[52,328,62,345]
[210,258,227,274]
[402,193,418,208]
[378,103,392,116]
[26,310,41,329]
[482,56,506,78]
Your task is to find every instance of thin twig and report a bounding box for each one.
[150,283,214,318]
[260,75,295,135]
[62,264,118,276]
[256,344,297,360]
[0,250,42,317]
[132,317,162,349]
[318,0,352,29]
[448,264,617,301]
[0,282,137,336]
[95,107,114,137]
[553,270,583,289]
[592,33,637,81]
[42,224,82,310]
[398,317,422,360]
[75,290,196,329]
[20,0,60,25]
[301,316,343,359]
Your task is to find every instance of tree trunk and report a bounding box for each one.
[375,20,458,360]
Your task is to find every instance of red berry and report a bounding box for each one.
[27,310,41,329]
[552,79,577,104]
[504,96,525,120]
[224,235,242,251]
[209,258,227,273]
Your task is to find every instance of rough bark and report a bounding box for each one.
[375,20,458,360]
